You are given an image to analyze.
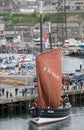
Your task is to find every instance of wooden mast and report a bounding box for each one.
[49,22,52,50]
[40,1,43,53]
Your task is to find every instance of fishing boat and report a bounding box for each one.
[29,48,71,126]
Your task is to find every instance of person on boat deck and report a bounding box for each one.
[62,96,69,107]
[34,99,39,107]
[33,99,40,117]
[63,97,66,107]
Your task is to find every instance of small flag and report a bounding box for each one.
[22,54,26,65]
[43,33,48,41]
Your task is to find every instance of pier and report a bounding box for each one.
[62,88,84,106]
[0,88,84,117]
[0,93,36,117]
[0,75,37,117]
[0,75,84,116]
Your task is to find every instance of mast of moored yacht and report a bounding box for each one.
[48,22,52,50]
[40,1,43,53]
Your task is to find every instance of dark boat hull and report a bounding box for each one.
[29,104,71,126]
[29,104,71,118]
[40,106,71,118]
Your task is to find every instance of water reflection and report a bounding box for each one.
[28,118,71,130]
[1,107,84,130]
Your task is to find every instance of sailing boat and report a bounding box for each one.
[30,48,71,126]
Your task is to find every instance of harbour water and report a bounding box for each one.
[0,55,84,130]
[62,56,84,73]
[0,107,84,130]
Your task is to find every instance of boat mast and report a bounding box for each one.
[49,22,52,50]
[64,0,67,40]
[40,1,43,53]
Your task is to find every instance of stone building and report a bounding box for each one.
[70,0,84,11]
[0,0,13,12]
[79,21,84,39]
[13,23,33,43]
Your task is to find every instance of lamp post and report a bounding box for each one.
[40,1,43,53]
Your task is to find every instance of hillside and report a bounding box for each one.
[67,13,84,24]
[0,12,84,26]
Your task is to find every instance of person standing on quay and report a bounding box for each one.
[15,88,18,96]
[6,90,9,98]
[0,89,1,97]
[80,63,82,71]
[2,88,4,95]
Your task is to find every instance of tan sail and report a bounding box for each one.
[36,48,62,108]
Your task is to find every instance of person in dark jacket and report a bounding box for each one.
[34,99,41,117]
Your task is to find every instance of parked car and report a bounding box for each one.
[62,75,70,85]
[69,73,84,85]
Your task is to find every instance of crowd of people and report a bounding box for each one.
[62,78,84,91]
[0,87,34,99]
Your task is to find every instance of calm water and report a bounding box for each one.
[0,107,84,130]
[62,56,84,73]
[0,56,84,130]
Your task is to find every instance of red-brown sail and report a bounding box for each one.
[36,48,62,108]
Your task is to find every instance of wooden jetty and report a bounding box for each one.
[62,88,84,106]
[0,75,36,117]
[0,75,84,117]
[0,93,37,117]
[0,88,84,117]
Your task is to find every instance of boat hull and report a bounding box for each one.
[40,106,71,118]
[29,105,71,126]
[30,115,71,126]
[29,104,71,117]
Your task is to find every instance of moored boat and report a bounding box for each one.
[29,48,71,126]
